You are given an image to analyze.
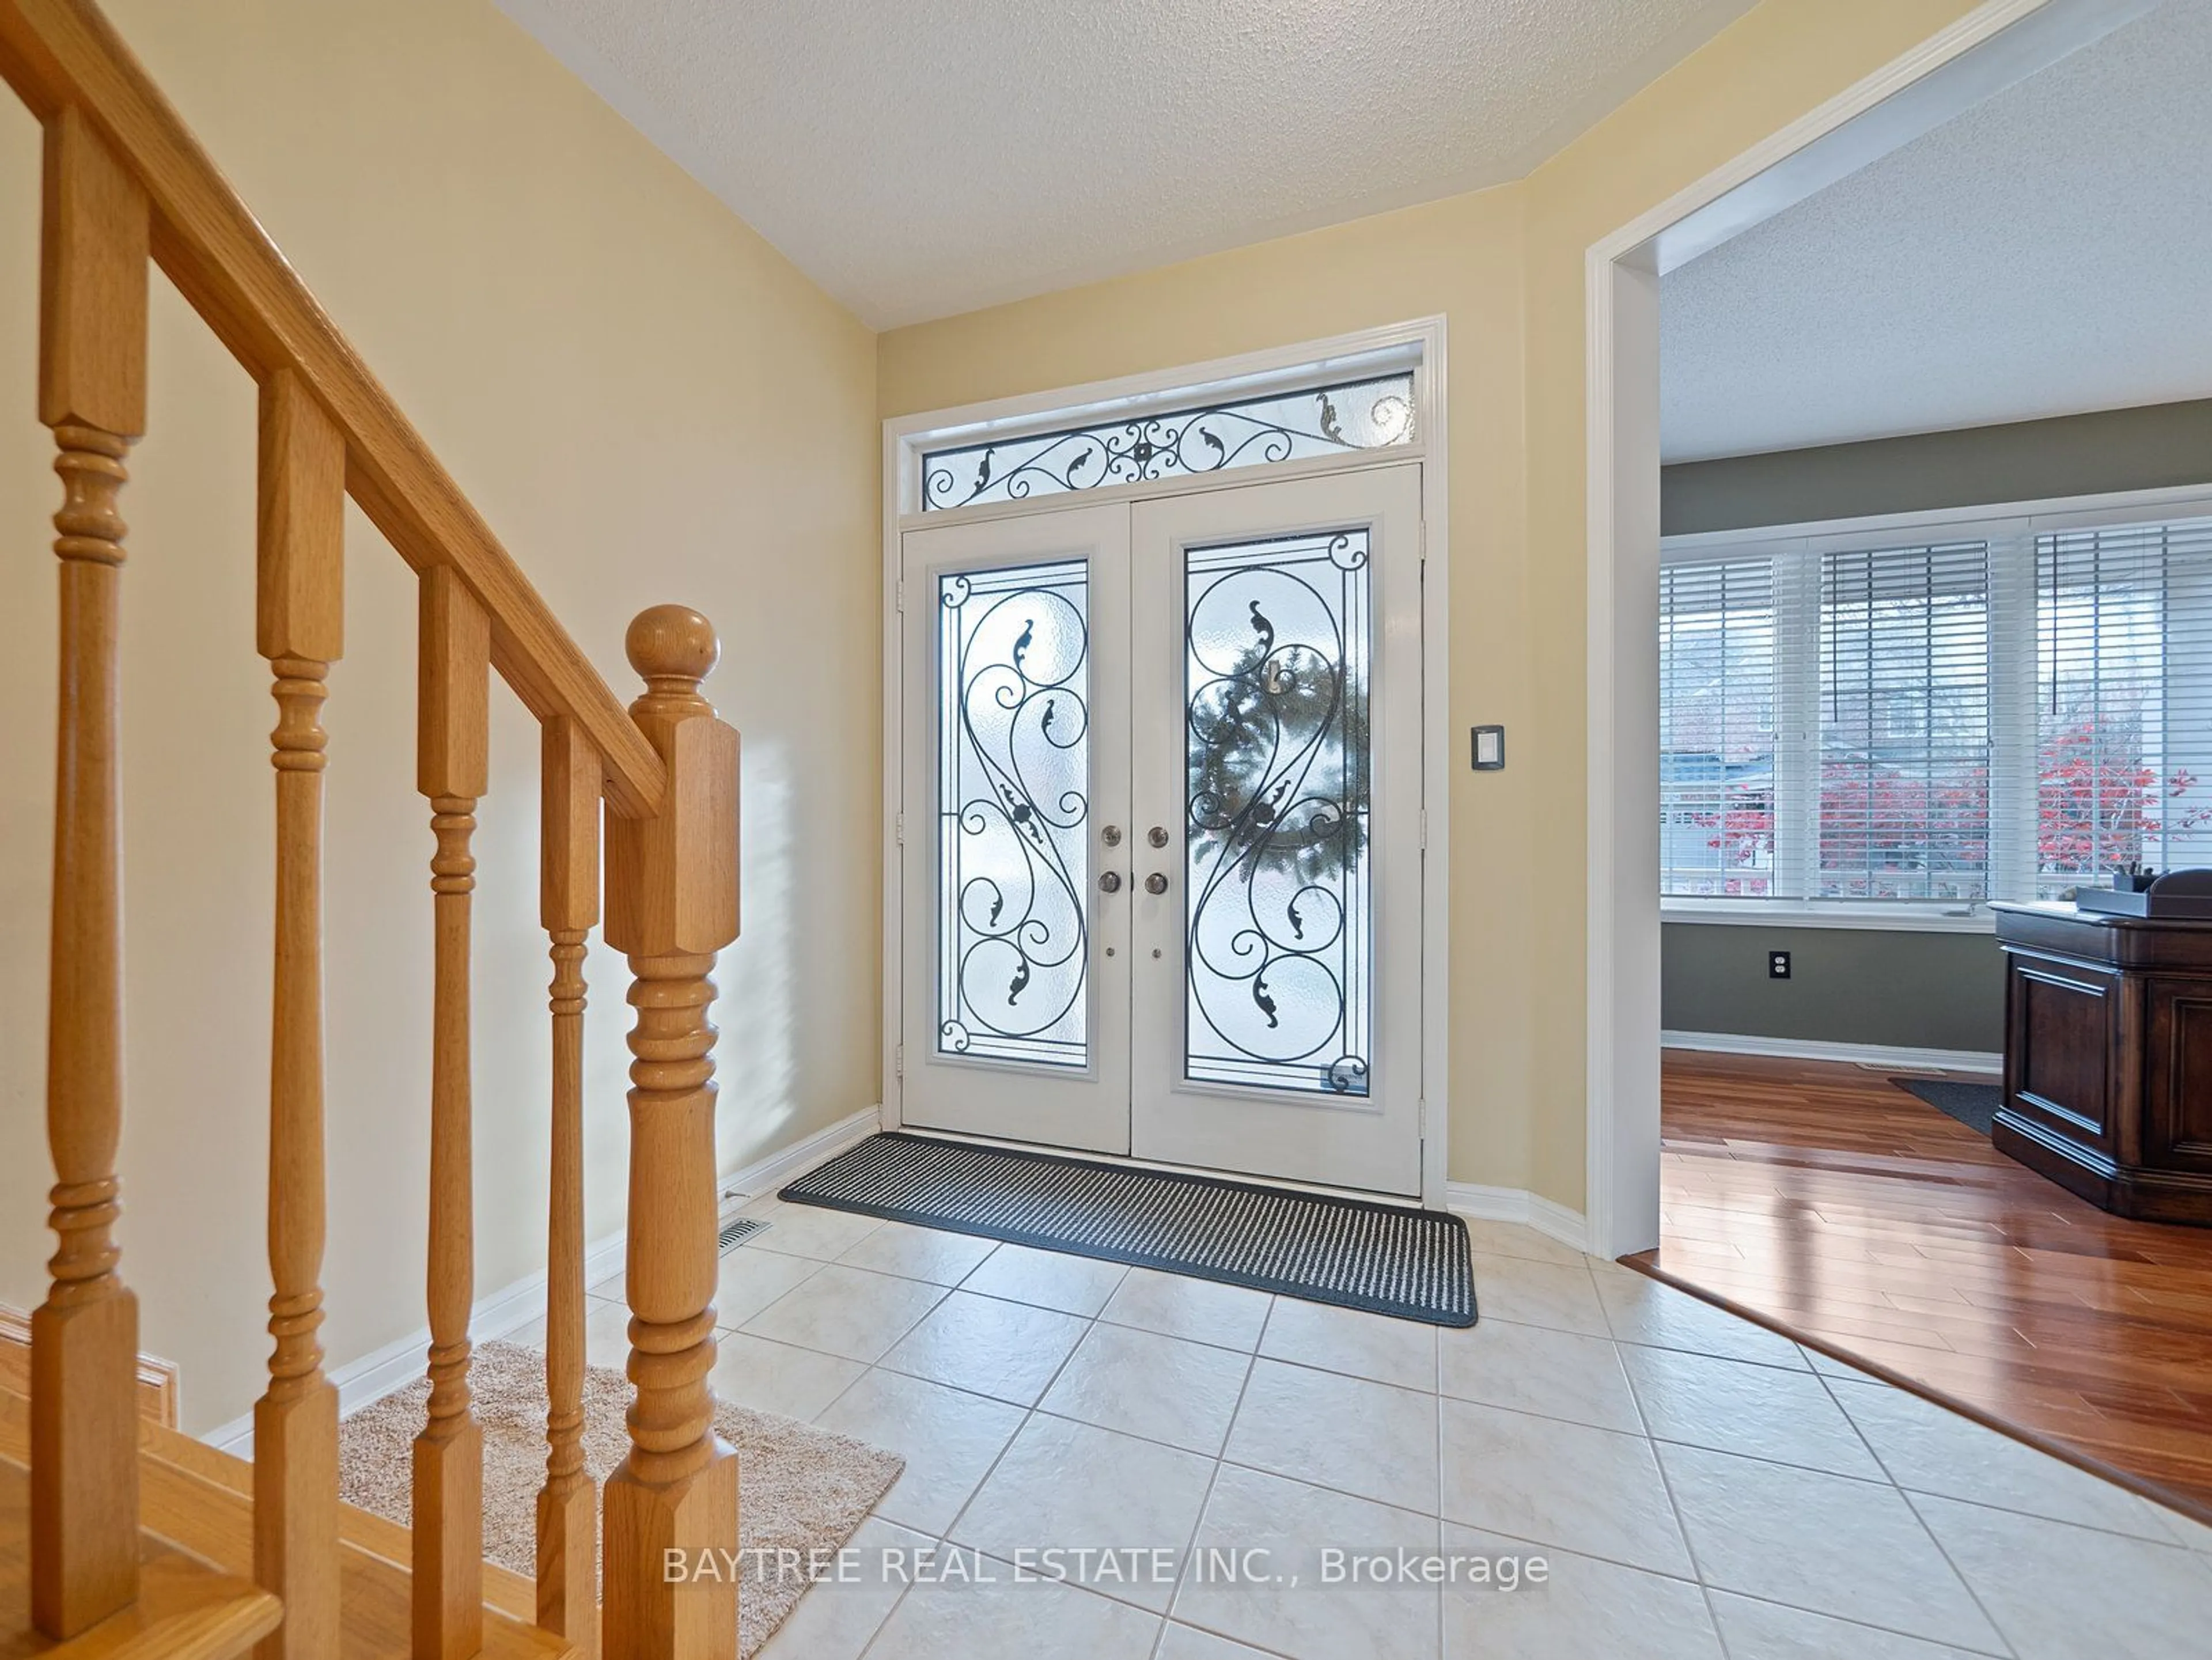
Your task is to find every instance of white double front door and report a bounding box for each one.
[896,464,1425,1196]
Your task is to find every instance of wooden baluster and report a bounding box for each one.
[253,368,345,1660]
[414,566,488,1660]
[537,718,601,1653]
[601,607,740,1660]
[31,102,150,1641]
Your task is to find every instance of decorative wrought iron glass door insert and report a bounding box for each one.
[935,558,1093,1067]
[1183,529,1373,1096]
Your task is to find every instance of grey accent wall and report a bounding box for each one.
[1661,924,2004,1053]
[1662,397,2212,536]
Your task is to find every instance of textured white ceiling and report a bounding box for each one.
[495,0,1751,328]
[1661,0,2212,463]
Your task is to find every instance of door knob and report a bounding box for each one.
[1099,871,1124,893]
[1147,826,1171,848]
[1145,873,1169,895]
[1101,824,1123,847]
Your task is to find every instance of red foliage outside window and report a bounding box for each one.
[1676,718,2212,896]
[2036,718,2210,875]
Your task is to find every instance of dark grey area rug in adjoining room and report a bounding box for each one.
[781,1131,1476,1327]
[1892,1075,2002,1138]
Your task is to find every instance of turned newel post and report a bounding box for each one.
[602,606,740,1660]
[32,103,150,1639]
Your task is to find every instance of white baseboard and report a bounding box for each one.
[200,1229,615,1458]
[202,1104,883,1456]
[1661,1029,2001,1075]
[721,1105,882,1204]
[1446,1183,1590,1255]
[1435,1037,1999,1272]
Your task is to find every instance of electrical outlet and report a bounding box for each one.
[1768,949,1791,980]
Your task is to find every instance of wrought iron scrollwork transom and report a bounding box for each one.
[922,373,1414,512]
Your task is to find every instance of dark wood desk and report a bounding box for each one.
[1991,901,2212,1225]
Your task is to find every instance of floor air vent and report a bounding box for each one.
[718,1214,768,1252]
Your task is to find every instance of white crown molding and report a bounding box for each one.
[1661,1029,2001,1075]
[203,1105,884,1455]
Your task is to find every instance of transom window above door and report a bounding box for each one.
[920,370,1415,511]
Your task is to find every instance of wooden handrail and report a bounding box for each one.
[0,0,665,818]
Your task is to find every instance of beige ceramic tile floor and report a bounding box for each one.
[518,1202,2212,1659]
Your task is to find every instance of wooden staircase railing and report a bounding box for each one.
[1,3,743,1659]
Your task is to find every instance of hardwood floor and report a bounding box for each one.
[1646,1049,2212,1519]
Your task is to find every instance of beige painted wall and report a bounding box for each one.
[0,0,880,1434]
[878,0,1982,1212]
[884,190,1540,1191]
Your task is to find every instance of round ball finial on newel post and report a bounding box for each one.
[625,603,719,715]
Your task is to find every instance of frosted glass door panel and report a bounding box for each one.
[1184,530,1372,1096]
[937,559,1092,1067]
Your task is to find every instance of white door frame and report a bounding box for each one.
[882,317,1452,1207]
[1581,0,2157,1259]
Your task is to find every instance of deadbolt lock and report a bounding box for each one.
[1147,826,1170,848]
[1101,824,1123,847]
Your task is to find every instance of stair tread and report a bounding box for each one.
[0,1389,573,1660]
[1,1456,283,1660]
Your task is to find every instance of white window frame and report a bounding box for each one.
[880,317,1452,1209]
[1661,482,2212,933]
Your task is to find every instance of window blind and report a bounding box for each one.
[2036,518,2212,895]
[1658,505,2212,911]
[1815,543,1991,903]
[1658,558,1778,896]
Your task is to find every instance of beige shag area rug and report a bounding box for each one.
[338,1339,903,1657]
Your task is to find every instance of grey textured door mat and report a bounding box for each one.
[781,1130,1476,1327]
